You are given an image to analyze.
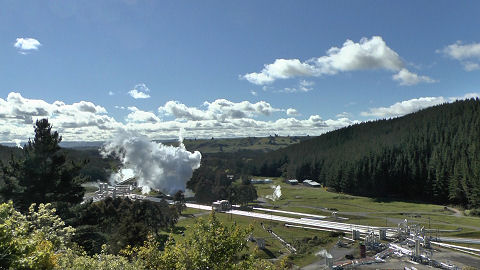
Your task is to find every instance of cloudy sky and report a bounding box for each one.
[1,1,480,142]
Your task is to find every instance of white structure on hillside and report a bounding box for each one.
[250,179,273,184]
[303,179,321,187]
[212,200,231,212]
[286,179,299,185]
[94,182,140,201]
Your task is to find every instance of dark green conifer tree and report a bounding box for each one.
[0,119,86,214]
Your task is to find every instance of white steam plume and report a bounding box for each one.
[315,249,328,257]
[100,131,201,194]
[13,139,23,149]
[266,185,282,201]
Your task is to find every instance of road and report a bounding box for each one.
[185,202,480,248]
[185,203,395,237]
[436,237,480,245]
[252,207,327,219]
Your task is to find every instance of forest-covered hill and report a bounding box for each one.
[251,98,480,208]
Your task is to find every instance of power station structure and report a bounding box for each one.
[93,182,144,201]
[333,219,463,269]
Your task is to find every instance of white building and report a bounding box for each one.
[286,179,299,185]
[303,179,321,187]
[212,200,231,211]
[250,179,273,184]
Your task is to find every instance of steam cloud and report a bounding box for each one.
[101,131,201,195]
[13,139,23,149]
[266,185,282,201]
[315,249,332,259]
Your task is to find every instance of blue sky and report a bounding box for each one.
[1,1,480,142]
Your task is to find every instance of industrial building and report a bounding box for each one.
[93,182,141,201]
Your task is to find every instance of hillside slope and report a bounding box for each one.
[253,99,480,208]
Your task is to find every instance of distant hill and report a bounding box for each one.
[1,135,306,183]
[167,136,310,154]
[253,99,480,208]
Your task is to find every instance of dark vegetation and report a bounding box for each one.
[187,155,258,204]
[0,119,86,214]
[70,197,178,255]
[251,99,480,209]
[0,143,118,183]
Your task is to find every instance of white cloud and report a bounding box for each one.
[108,91,115,96]
[463,62,480,71]
[243,36,434,86]
[392,68,436,86]
[159,99,281,121]
[128,83,151,99]
[440,41,480,60]
[0,92,120,141]
[14,38,41,51]
[299,80,314,92]
[439,41,480,71]
[0,93,361,142]
[243,59,317,85]
[286,108,300,116]
[336,112,351,118]
[4,91,477,143]
[250,90,258,96]
[126,107,161,123]
[361,93,479,118]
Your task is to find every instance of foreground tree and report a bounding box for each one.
[130,212,279,270]
[0,119,86,213]
[0,201,75,269]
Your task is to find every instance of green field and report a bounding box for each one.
[255,178,480,240]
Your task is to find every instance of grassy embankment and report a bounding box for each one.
[254,177,480,241]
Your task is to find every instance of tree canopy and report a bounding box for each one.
[0,119,86,214]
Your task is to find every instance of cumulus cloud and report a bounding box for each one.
[126,106,161,123]
[159,99,281,121]
[439,41,480,71]
[336,112,351,118]
[243,59,317,85]
[280,80,316,93]
[128,83,151,99]
[250,90,258,96]
[0,92,120,142]
[243,36,434,86]
[299,80,314,91]
[286,108,300,116]
[0,93,360,143]
[14,38,41,52]
[392,68,436,86]
[361,93,479,118]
